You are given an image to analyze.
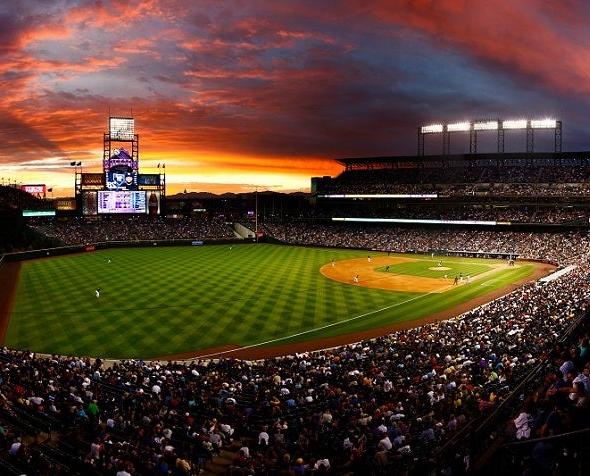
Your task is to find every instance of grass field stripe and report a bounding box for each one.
[190,289,437,359]
[5,244,537,358]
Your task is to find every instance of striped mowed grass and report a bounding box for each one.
[4,244,534,359]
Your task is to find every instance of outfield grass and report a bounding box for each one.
[5,244,535,359]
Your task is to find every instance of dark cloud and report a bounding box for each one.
[0,112,64,163]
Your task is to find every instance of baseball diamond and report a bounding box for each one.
[1,244,550,359]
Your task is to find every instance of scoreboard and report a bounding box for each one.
[75,115,164,215]
[98,190,146,214]
[109,117,135,141]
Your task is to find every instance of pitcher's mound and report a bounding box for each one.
[429,266,451,271]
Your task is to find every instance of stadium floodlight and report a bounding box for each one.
[502,119,528,129]
[332,217,498,226]
[447,121,471,132]
[421,124,443,134]
[531,118,557,129]
[317,194,438,199]
[473,120,498,131]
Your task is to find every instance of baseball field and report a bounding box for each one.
[0,243,552,360]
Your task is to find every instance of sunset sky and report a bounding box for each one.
[1,0,590,195]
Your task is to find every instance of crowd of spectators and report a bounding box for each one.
[27,216,235,245]
[312,206,589,225]
[317,165,590,197]
[0,226,589,474]
[319,182,590,198]
[0,225,58,254]
[263,223,590,264]
[0,187,58,253]
[499,323,590,475]
[0,186,52,212]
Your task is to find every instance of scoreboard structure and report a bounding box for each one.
[75,116,166,215]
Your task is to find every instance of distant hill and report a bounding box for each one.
[167,190,309,200]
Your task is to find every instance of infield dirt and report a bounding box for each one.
[319,256,509,293]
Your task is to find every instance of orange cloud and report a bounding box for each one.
[113,38,157,56]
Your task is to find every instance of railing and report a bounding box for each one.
[434,310,588,473]
[497,427,590,475]
[0,237,243,263]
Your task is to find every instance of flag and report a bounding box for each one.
[76,161,82,166]
[47,188,53,192]
[70,161,76,166]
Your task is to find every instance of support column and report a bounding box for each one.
[417,128,424,156]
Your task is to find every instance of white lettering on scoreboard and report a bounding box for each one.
[98,190,146,214]
[109,117,135,141]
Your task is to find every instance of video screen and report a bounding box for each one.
[138,174,160,186]
[22,210,55,217]
[106,165,138,190]
[21,184,46,195]
[98,191,146,214]
[109,117,134,141]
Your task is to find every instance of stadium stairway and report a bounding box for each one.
[233,222,254,239]
[199,387,258,474]
[202,445,242,475]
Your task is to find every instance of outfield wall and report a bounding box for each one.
[266,237,558,267]
[0,238,243,263]
[1,238,558,276]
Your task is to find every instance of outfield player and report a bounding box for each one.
[95,288,100,298]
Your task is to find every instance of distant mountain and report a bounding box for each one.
[167,190,310,200]
[167,191,220,199]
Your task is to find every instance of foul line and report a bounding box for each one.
[189,289,439,360]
